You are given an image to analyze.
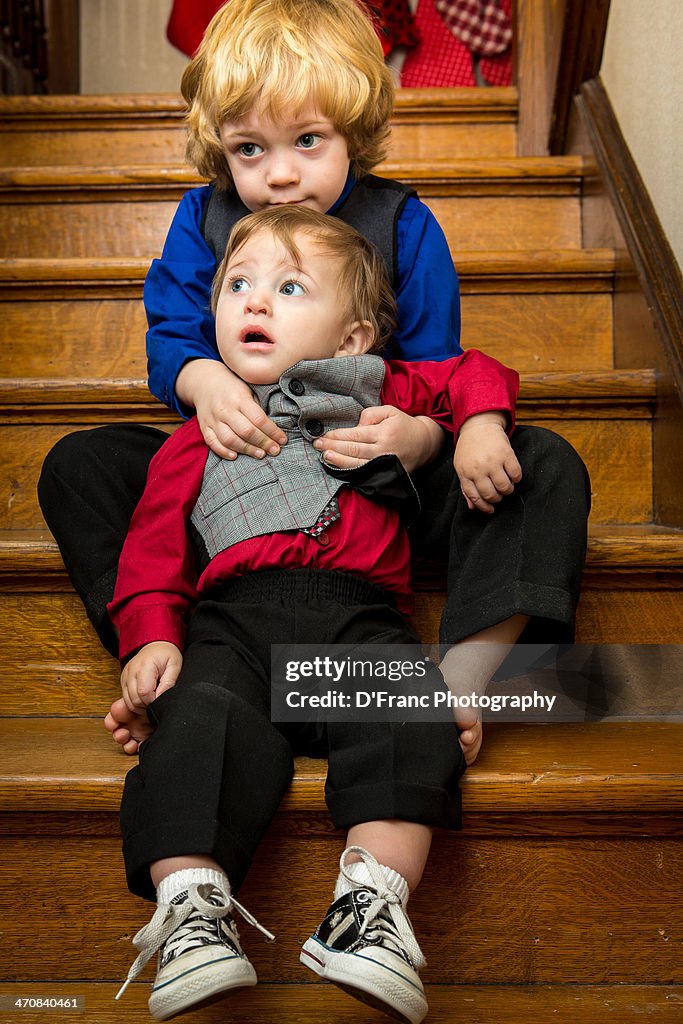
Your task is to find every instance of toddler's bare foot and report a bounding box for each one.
[457,718,483,766]
[104,697,153,755]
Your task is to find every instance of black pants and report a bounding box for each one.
[120,570,465,901]
[37,423,591,657]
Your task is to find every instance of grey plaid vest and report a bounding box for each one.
[190,356,386,559]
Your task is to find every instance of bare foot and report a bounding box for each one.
[104,697,153,755]
[457,718,483,766]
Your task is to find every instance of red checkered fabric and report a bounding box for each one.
[400,0,511,88]
[369,0,420,57]
[401,0,476,87]
[299,496,341,537]
[435,0,511,56]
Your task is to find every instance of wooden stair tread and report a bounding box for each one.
[0,368,657,410]
[0,982,679,1023]
[1,717,681,815]
[0,155,589,193]
[0,89,519,166]
[0,87,518,122]
[0,249,617,285]
[0,369,659,528]
[2,522,682,578]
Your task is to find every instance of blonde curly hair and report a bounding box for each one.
[182,0,395,189]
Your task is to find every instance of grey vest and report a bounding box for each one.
[190,356,386,561]
[201,174,415,288]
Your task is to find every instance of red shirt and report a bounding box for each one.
[109,352,518,659]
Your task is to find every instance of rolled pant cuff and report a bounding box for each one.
[440,580,577,646]
[326,780,462,832]
[124,819,254,902]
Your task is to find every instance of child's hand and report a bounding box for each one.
[177,359,287,460]
[312,406,445,473]
[454,412,522,513]
[120,641,183,712]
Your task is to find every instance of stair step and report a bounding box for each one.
[0,157,587,257]
[0,983,680,1024]
[0,88,518,167]
[0,250,617,375]
[5,717,678,815]
[4,824,680,985]
[0,369,655,529]
[0,719,681,984]
[0,978,679,1019]
[1,524,681,714]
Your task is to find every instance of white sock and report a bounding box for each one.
[156,867,229,906]
[334,859,409,906]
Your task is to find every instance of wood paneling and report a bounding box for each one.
[0,157,584,256]
[0,89,517,166]
[1,250,616,376]
[461,291,613,370]
[576,78,683,526]
[1,832,681,983]
[549,0,610,155]
[0,983,680,1024]
[0,397,651,529]
[0,299,148,378]
[515,0,566,155]
[2,718,682,816]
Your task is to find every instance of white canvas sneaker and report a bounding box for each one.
[300,847,428,1024]
[116,881,273,1020]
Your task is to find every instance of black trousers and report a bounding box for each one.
[120,570,465,902]
[37,423,591,657]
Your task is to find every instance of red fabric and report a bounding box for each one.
[166,0,419,60]
[109,352,518,659]
[369,0,420,57]
[401,0,477,87]
[166,0,224,57]
[401,0,511,88]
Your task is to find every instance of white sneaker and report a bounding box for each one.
[300,847,428,1024]
[116,881,273,1020]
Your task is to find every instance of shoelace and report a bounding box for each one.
[340,845,427,970]
[115,882,274,1000]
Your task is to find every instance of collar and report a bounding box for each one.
[251,355,385,409]
[328,170,356,214]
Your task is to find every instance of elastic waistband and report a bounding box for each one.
[207,569,393,608]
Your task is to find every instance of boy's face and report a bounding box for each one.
[215,228,370,385]
[220,100,351,213]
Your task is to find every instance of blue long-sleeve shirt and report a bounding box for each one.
[145,177,462,416]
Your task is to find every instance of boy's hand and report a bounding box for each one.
[176,359,287,460]
[120,641,183,711]
[454,412,522,513]
[312,406,445,474]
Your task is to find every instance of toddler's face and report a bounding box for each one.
[220,100,350,214]
[215,228,368,385]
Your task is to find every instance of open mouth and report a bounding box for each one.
[241,329,273,345]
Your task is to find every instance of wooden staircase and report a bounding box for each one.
[0,82,681,1023]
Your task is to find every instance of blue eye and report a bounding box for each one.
[230,277,250,293]
[281,281,305,296]
[238,143,263,157]
[297,133,321,149]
